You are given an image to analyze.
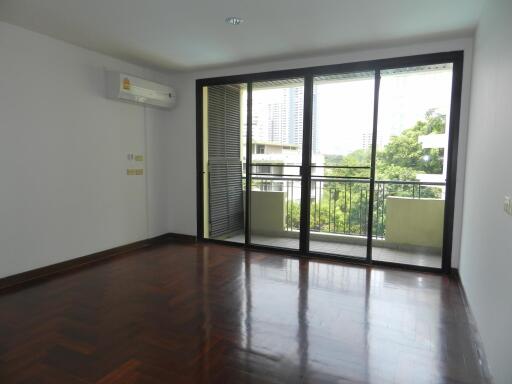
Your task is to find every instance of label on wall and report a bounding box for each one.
[126,153,144,176]
[127,169,144,176]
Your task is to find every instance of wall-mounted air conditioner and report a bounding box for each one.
[106,71,176,109]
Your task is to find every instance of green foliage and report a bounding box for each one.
[322,110,445,181]
[324,149,370,179]
[287,111,446,235]
[377,110,445,181]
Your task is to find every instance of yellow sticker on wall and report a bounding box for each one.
[123,78,131,90]
[127,169,143,176]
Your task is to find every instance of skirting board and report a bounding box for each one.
[451,269,494,383]
[0,233,196,292]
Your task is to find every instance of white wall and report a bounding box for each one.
[165,38,474,268]
[0,22,477,280]
[460,0,512,382]
[0,22,173,278]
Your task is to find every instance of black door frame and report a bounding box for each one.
[196,51,464,274]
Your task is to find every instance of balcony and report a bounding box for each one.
[228,176,445,268]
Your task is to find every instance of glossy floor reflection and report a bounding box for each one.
[227,233,442,268]
[0,242,488,383]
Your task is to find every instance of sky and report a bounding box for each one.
[248,66,453,157]
[315,68,453,156]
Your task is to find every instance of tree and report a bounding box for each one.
[287,111,447,235]
[377,109,445,181]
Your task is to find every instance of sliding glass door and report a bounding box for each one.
[199,52,462,272]
[308,72,375,258]
[371,63,454,268]
[249,79,305,250]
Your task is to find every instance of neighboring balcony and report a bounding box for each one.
[230,176,445,268]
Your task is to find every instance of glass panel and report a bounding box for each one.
[202,83,247,243]
[309,72,375,258]
[249,78,304,250]
[373,63,453,268]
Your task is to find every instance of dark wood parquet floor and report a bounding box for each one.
[0,241,488,383]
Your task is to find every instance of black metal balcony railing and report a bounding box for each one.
[250,176,445,239]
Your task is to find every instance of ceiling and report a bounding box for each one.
[0,0,486,72]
